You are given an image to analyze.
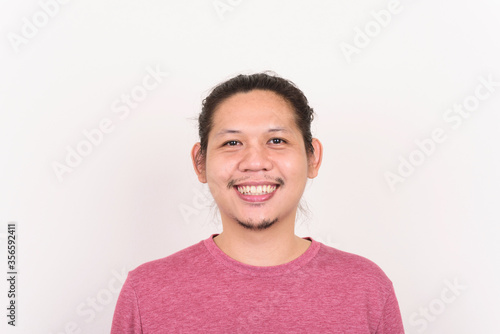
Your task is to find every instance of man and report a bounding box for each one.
[111,73,405,333]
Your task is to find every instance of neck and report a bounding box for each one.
[213,218,311,267]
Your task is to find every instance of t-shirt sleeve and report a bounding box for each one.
[376,284,405,334]
[111,273,142,334]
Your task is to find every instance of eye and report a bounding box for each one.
[269,138,286,145]
[224,140,240,146]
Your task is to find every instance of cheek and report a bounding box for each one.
[207,164,238,203]
[205,156,237,187]
[279,155,309,178]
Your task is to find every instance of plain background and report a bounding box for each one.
[1,0,499,333]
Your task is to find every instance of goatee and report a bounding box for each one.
[236,218,278,231]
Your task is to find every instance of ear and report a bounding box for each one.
[307,138,323,179]
[191,143,207,183]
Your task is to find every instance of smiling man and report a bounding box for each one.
[111,73,405,333]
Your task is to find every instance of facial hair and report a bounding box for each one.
[227,176,283,231]
[236,217,278,231]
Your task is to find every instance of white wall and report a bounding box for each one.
[1,0,499,333]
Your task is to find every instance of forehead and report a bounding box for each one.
[211,90,296,131]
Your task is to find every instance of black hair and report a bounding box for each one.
[196,72,315,164]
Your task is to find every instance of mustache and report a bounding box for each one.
[227,177,284,189]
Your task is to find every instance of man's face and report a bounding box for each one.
[193,89,321,230]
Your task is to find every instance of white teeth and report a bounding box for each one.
[237,185,277,195]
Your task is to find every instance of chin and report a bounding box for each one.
[236,218,278,231]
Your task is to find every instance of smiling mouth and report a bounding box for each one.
[236,184,278,196]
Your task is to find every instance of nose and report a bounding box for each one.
[238,145,273,172]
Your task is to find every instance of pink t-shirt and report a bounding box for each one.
[111,234,404,333]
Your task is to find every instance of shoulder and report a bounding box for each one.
[125,240,208,288]
[313,241,394,290]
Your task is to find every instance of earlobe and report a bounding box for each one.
[191,143,207,183]
[307,138,323,179]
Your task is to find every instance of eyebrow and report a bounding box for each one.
[214,128,289,137]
